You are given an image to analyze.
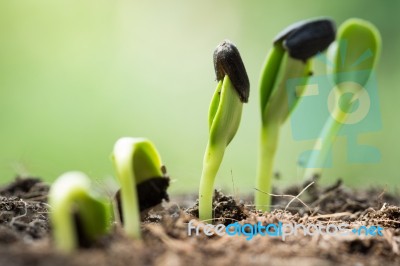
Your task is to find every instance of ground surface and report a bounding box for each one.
[0,177,399,266]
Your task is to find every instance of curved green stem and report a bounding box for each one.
[50,172,111,252]
[112,138,143,239]
[116,157,141,239]
[198,142,225,222]
[303,91,353,179]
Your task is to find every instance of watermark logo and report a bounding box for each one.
[187,220,384,241]
[286,44,382,167]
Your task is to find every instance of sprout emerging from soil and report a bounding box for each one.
[112,137,169,238]
[255,18,336,212]
[49,171,112,253]
[303,18,381,180]
[199,40,250,222]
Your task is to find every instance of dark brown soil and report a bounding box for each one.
[187,189,248,225]
[0,177,399,266]
[0,178,50,242]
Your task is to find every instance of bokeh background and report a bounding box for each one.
[1,0,399,194]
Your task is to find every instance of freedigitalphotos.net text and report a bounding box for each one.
[187,220,384,241]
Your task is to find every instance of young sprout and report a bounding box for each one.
[112,137,169,238]
[303,18,381,180]
[198,40,250,222]
[255,19,336,212]
[49,171,112,253]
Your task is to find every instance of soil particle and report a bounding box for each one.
[187,189,247,225]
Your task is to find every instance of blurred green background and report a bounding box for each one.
[1,0,399,194]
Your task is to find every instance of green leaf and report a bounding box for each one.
[208,80,223,130]
[328,18,381,86]
[259,45,285,117]
[209,75,243,147]
[263,54,312,124]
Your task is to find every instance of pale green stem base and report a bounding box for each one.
[255,121,280,212]
[118,161,141,239]
[198,142,225,222]
[52,197,78,252]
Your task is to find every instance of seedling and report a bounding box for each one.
[303,18,381,179]
[198,40,250,222]
[255,19,336,211]
[49,171,112,252]
[112,137,169,238]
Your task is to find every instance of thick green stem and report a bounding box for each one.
[255,121,280,212]
[112,140,142,239]
[52,191,80,252]
[118,162,141,239]
[198,142,225,222]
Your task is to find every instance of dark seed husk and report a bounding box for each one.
[213,40,250,103]
[274,18,336,61]
[115,176,170,224]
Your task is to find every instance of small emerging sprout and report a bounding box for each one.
[49,171,112,253]
[199,40,250,222]
[112,137,169,238]
[255,18,335,212]
[303,18,381,179]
